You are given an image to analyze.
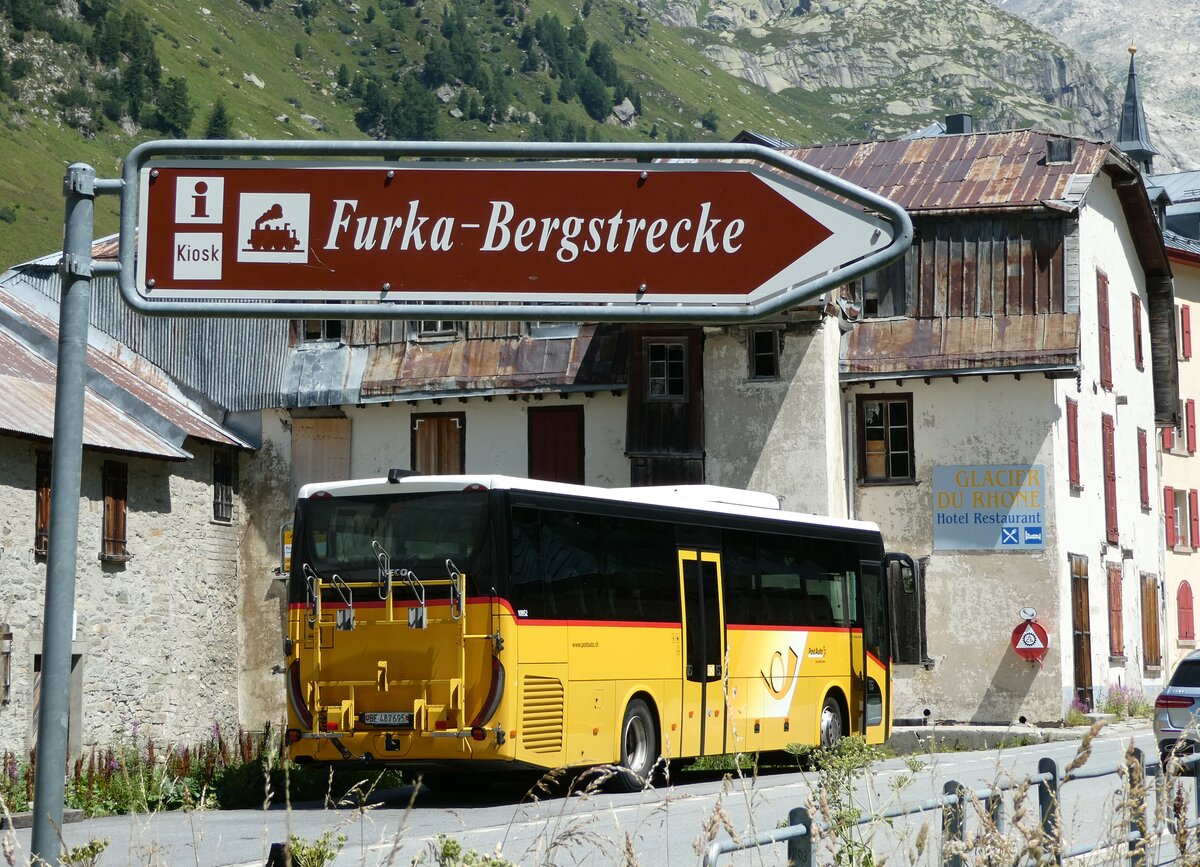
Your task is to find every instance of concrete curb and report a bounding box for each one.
[886,718,1151,756]
[1,809,85,830]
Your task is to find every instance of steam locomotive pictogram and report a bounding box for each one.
[245,203,301,252]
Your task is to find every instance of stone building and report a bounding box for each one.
[0,272,251,754]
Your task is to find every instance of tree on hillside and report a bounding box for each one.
[156,76,194,137]
[577,69,610,121]
[587,40,617,86]
[203,99,232,139]
[385,74,439,140]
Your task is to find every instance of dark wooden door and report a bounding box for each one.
[529,406,584,483]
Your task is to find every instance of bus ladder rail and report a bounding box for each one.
[302,559,501,743]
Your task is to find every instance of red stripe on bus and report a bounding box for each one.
[727,624,857,633]
[513,619,682,629]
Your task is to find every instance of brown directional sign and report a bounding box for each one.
[136,161,895,306]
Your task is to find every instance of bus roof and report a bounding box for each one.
[297,473,883,537]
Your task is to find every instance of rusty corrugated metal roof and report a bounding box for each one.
[784,131,1109,212]
[0,288,250,449]
[361,324,627,398]
[0,330,189,459]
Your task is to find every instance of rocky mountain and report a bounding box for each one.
[989,0,1200,172]
[0,0,1139,264]
[640,0,1121,141]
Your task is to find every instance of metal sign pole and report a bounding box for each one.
[30,163,99,867]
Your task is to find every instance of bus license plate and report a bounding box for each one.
[361,712,413,728]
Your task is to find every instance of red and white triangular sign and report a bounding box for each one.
[1018,624,1046,650]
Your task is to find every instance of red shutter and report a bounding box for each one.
[1166,425,1177,450]
[1132,293,1144,369]
[1191,490,1199,550]
[1067,398,1080,487]
[1098,271,1112,390]
[1102,414,1118,543]
[1166,487,1177,547]
[1180,582,1195,642]
[1138,428,1149,508]
[1189,400,1197,454]
[1184,304,1193,360]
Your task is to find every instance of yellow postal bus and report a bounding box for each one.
[284,473,913,789]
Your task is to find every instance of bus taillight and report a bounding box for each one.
[287,660,314,730]
[463,483,489,493]
[286,729,302,745]
[470,727,487,741]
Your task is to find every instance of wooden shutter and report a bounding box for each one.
[1108,565,1123,657]
[1069,554,1093,708]
[1066,398,1080,488]
[1180,582,1195,642]
[1132,293,1143,369]
[1183,304,1193,360]
[411,413,465,474]
[1188,400,1197,454]
[101,461,128,560]
[1165,425,1176,451]
[1142,574,1161,667]
[1137,428,1148,509]
[34,451,51,556]
[1166,486,1177,547]
[1191,490,1199,551]
[1097,270,1112,390]
[1102,414,1118,543]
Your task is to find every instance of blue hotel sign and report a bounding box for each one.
[932,465,1046,551]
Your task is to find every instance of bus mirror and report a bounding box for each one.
[279,522,294,578]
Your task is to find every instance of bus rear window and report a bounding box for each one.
[299,491,492,588]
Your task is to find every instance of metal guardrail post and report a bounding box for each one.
[1039,757,1062,866]
[942,780,964,867]
[787,806,813,867]
[986,788,1004,834]
[1129,747,1146,867]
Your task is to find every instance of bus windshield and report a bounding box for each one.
[299,491,492,587]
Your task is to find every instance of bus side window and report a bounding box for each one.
[542,510,603,620]
[758,533,805,626]
[509,507,545,618]
[604,517,680,623]
[721,529,759,625]
[803,538,858,628]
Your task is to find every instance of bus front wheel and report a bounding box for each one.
[615,698,657,792]
[820,694,844,749]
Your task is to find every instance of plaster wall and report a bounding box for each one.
[1160,256,1200,675]
[852,375,1065,724]
[0,437,243,753]
[343,393,629,486]
[237,409,293,728]
[1068,180,1165,699]
[704,318,846,516]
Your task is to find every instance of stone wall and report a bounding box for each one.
[0,435,244,754]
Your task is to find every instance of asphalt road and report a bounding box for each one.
[3,722,1180,866]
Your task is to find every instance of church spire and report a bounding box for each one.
[1116,45,1157,173]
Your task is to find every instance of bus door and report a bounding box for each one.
[678,550,727,758]
[859,556,901,742]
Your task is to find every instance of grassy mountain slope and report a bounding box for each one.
[0,0,1115,265]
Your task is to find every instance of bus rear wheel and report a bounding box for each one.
[820,694,844,749]
[615,699,657,792]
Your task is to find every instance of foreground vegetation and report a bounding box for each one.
[0,714,1189,866]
